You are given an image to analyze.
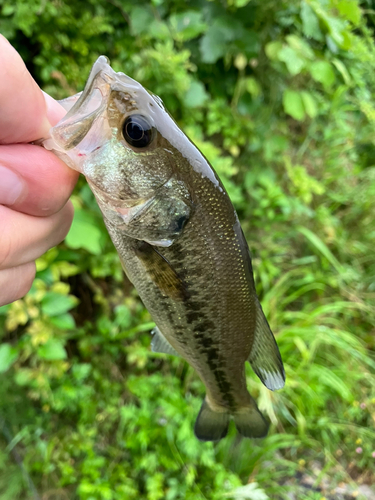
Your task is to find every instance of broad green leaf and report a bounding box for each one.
[2,4,15,15]
[265,41,282,60]
[65,208,104,255]
[50,313,76,330]
[41,292,78,317]
[170,11,207,41]
[130,7,154,36]
[200,18,241,63]
[278,46,305,75]
[14,368,33,386]
[37,339,67,361]
[283,90,305,121]
[315,9,346,48]
[149,20,170,41]
[0,343,18,373]
[286,34,314,59]
[300,2,322,40]
[184,81,209,107]
[337,0,361,25]
[310,60,336,88]
[200,26,227,64]
[301,91,318,118]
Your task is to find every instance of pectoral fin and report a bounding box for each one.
[134,241,187,301]
[151,327,180,356]
[247,301,285,390]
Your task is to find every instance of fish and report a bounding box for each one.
[42,56,285,441]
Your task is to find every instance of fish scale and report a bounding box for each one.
[42,56,285,441]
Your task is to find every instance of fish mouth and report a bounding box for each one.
[69,55,140,115]
[50,56,141,152]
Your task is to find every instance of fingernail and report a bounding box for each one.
[0,165,26,205]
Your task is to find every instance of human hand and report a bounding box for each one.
[0,36,79,306]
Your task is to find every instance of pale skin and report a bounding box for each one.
[0,35,78,306]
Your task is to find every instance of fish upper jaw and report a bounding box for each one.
[41,55,146,173]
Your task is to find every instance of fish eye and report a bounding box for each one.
[122,115,154,148]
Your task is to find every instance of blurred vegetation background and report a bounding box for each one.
[1,0,375,499]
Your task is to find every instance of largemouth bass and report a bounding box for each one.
[42,56,285,441]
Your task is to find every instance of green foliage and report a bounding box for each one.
[1,0,375,498]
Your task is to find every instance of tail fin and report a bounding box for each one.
[194,398,269,441]
[194,399,229,441]
[233,406,269,438]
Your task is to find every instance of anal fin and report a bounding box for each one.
[151,327,180,357]
[248,300,285,391]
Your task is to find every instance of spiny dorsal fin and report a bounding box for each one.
[247,300,285,391]
[151,326,180,357]
[134,241,187,301]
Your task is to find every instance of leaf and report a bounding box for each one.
[283,90,305,121]
[309,60,336,89]
[222,482,269,500]
[286,34,315,59]
[184,81,208,108]
[300,2,322,40]
[130,7,154,36]
[49,313,76,330]
[297,226,346,275]
[37,339,67,361]
[41,292,78,317]
[0,344,18,373]
[200,26,227,64]
[300,91,318,118]
[337,0,361,25]
[14,368,33,386]
[278,46,305,75]
[265,41,282,60]
[65,208,104,255]
[2,4,15,15]
[170,11,207,41]
[310,365,352,400]
[332,58,351,85]
[200,18,240,63]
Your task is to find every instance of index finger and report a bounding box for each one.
[0,35,54,143]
